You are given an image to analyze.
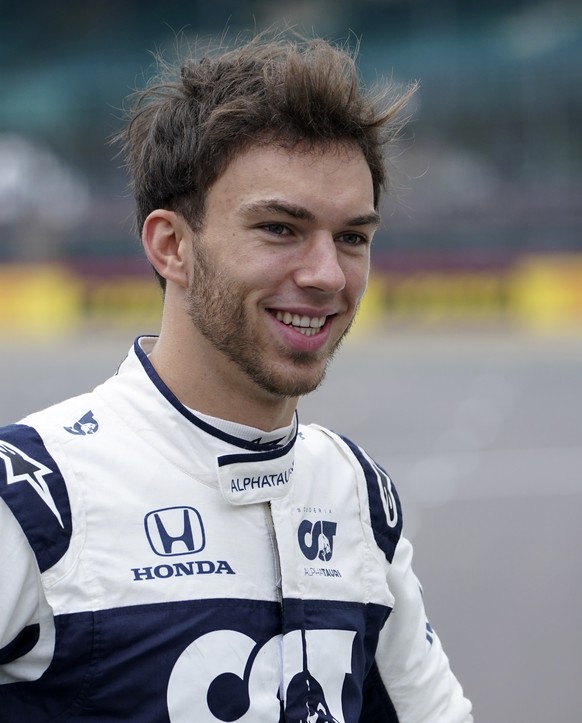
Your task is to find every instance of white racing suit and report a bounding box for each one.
[0,337,473,722]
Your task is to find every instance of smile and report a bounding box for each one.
[272,311,327,337]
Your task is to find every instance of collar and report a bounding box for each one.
[97,337,298,506]
[189,409,295,449]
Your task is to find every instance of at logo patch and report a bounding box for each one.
[167,628,355,722]
[298,519,338,562]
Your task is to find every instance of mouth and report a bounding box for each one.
[271,310,328,337]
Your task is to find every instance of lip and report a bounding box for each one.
[266,308,337,353]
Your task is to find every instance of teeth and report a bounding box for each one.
[274,311,326,332]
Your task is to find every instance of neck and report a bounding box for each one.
[148,322,298,432]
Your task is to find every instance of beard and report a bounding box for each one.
[185,242,354,399]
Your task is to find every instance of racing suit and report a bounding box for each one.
[0,336,473,722]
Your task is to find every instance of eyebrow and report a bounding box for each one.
[240,199,381,228]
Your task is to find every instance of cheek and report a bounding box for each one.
[245,251,293,284]
[346,258,370,303]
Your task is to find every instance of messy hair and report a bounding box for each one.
[116,31,416,288]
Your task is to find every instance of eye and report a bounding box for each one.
[337,232,369,247]
[260,223,291,236]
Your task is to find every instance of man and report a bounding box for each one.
[0,33,473,721]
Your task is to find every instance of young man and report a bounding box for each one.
[0,34,473,722]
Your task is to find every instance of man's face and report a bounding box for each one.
[184,142,378,400]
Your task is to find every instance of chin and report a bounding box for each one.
[254,361,329,399]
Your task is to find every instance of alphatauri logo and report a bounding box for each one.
[167,628,354,722]
[298,519,338,562]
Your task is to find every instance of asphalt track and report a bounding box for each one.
[1,327,580,722]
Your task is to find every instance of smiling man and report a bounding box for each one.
[0,33,473,722]
[146,142,377,426]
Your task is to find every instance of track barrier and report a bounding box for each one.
[1,254,581,337]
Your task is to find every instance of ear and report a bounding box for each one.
[142,210,192,288]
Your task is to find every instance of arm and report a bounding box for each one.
[318,431,473,721]
[337,436,473,722]
[0,498,55,685]
[371,533,473,722]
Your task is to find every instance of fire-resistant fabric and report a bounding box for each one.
[0,337,473,722]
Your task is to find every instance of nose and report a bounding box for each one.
[293,234,346,293]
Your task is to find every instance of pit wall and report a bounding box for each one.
[1,254,581,338]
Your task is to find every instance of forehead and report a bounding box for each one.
[206,141,375,216]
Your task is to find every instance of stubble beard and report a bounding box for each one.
[185,243,355,399]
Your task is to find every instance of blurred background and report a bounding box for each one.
[1,0,581,334]
[1,1,581,721]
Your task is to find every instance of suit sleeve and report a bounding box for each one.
[0,498,56,685]
[0,423,72,685]
[373,533,474,722]
[338,436,473,722]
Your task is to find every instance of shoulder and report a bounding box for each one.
[298,424,403,563]
[0,409,80,573]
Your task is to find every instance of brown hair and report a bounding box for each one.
[116,31,416,288]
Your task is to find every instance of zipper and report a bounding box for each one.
[265,501,283,604]
[265,501,286,717]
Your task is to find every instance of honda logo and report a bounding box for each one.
[144,506,205,557]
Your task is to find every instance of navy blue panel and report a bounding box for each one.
[359,661,400,722]
[0,424,72,573]
[0,598,393,722]
[281,598,389,638]
[340,436,403,564]
[282,599,392,723]
[1,600,282,722]
[0,611,95,721]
